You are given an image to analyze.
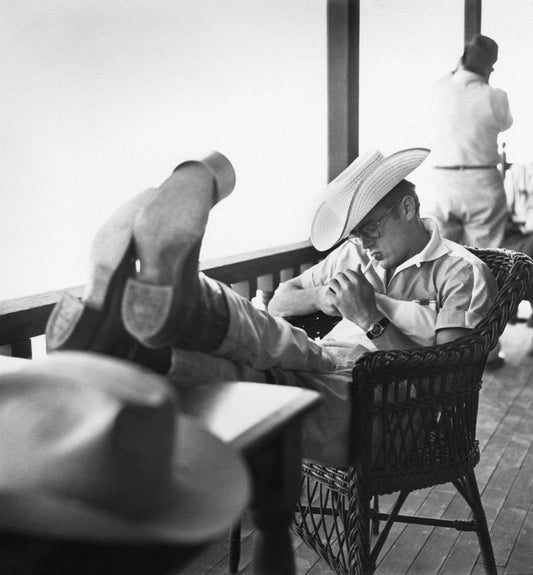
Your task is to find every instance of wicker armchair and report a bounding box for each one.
[291,247,533,575]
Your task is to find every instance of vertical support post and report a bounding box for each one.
[327,0,360,182]
[464,0,482,43]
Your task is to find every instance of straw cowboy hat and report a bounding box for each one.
[310,147,430,251]
[0,351,250,544]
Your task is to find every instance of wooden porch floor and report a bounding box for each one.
[181,316,533,575]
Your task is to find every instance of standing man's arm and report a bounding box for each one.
[491,88,513,131]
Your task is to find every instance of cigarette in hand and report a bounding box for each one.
[362,255,375,274]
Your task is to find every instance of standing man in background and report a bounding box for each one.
[419,34,533,360]
[421,33,512,249]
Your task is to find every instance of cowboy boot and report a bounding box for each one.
[45,189,172,373]
[47,151,232,358]
[46,186,157,355]
[122,151,236,349]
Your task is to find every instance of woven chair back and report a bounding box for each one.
[350,247,533,495]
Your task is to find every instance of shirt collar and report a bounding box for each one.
[452,69,487,86]
[394,217,449,274]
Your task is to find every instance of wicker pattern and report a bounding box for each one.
[292,248,533,575]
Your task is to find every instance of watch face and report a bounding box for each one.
[370,323,384,336]
[367,318,389,340]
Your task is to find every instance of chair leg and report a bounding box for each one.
[453,472,497,575]
[371,495,380,535]
[347,469,375,575]
[227,522,241,574]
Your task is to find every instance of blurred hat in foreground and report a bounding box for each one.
[0,352,250,544]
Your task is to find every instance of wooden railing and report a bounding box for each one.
[0,240,323,359]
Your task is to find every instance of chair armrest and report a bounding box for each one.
[350,336,487,491]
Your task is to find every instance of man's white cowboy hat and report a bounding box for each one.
[310,147,430,251]
[0,351,250,544]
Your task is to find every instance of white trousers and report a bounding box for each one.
[420,167,508,248]
[167,285,366,466]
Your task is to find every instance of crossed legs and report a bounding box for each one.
[45,150,354,465]
[46,151,236,364]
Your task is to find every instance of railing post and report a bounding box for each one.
[11,339,32,359]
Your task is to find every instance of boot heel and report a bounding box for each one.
[46,294,103,352]
[173,150,236,204]
[122,279,175,347]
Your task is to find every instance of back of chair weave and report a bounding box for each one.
[467,247,533,350]
[349,247,533,495]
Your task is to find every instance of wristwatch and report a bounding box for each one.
[366,317,390,340]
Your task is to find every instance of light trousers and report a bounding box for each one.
[167,285,367,466]
[420,167,508,248]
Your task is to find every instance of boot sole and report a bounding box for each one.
[46,188,157,352]
[122,152,235,347]
[122,191,205,348]
[46,240,136,352]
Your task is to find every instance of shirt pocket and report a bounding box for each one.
[375,294,438,347]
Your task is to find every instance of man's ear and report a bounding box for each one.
[400,195,417,220]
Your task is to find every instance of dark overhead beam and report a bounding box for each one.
[464,0,482,42]
[327,0,360,182]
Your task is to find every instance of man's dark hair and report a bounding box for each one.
[461,34,498,76]
[379,179,420,214]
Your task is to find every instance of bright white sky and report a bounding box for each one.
[0,0,327,298]
[1,0,531,300]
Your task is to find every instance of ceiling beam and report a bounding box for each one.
[327,0,360,181]
[464,0,482,42]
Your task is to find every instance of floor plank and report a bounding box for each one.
[504,503,533,575]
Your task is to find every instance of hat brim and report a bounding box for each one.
[0,415,250,545]
[310,150,384,251]
[311,148,429,251]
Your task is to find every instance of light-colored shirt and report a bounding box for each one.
[505,162,533,232]
[299,218,497,347]
[427,70,513,166]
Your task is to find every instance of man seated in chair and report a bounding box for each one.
[46,148,497,466]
